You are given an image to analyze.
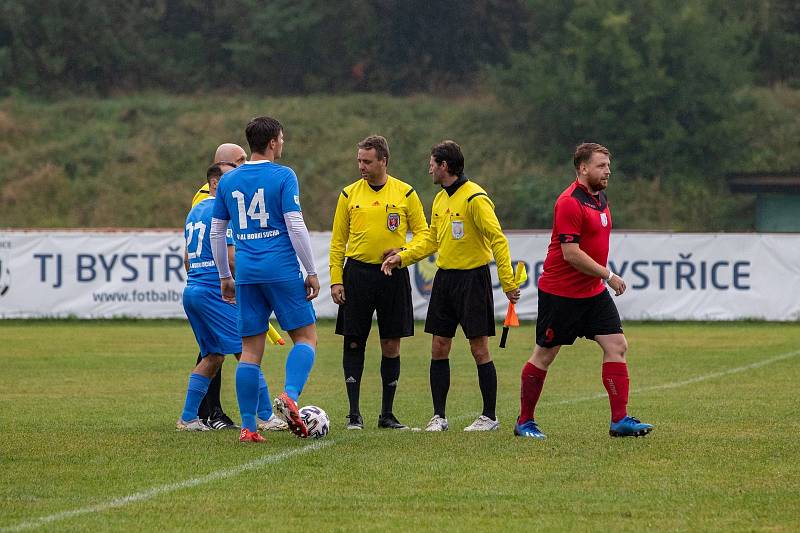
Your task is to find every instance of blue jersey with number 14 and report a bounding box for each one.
[212,160,302,284]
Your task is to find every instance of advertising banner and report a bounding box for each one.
[1,230,798,321]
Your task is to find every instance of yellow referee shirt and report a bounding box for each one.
[398,179,517,292]
[191,184,211,208]
[329,175,429,285]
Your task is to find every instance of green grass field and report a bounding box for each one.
[1,320,799,532]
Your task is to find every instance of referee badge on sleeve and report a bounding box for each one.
[387,212,400,231]
[451,220,464,240]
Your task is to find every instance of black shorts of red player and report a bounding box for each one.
[535,288,623,348]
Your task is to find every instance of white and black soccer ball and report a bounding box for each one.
[299,405,330,439]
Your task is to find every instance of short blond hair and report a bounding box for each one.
[573,143,610,170]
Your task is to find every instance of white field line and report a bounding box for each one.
[546,349,800,406]
[1,440,333,532]
[4,348,798,531]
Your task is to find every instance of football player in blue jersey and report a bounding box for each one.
[177,163,241,431]
[191,144,246,431]
[210,116,319,443]
[177,162,288,433]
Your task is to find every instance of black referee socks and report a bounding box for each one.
[196,352,223,420]
[380,356,400,416]
[430,359,450,418]
[476,361,497,421]
[343,337,366,416]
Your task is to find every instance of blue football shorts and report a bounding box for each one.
[236,278,316,337]
[182,283,242,356]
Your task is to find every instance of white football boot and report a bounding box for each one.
[463,415,500,432]
[424,415,449,432]
[257,414,289,431]
[176,418,211,431]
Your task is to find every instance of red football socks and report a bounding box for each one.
[518,362,547,423]
[602,361,629,423]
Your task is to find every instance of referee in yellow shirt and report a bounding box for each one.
[382,140,520,432]
[330,135,430,430]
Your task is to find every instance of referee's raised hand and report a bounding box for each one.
[381,253,401,275]
[382,247,403,260]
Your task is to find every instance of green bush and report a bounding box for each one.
[489,0,753,179]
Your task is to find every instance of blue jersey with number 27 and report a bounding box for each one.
[185,197,234,287]
[212,160,302,284]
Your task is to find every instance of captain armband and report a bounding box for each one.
[558,234,580,244]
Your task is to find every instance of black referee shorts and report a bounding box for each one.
[424,265,495,339]
[335,258,414,339]
[535,288,623,348]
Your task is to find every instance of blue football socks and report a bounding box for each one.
[181,373,211,422]
[284,343,316,401]
[236,362,261,432]
[257,367,272,421]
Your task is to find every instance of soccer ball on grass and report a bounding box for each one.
[299,405,330,439]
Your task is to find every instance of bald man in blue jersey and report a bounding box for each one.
[210,116,319,443]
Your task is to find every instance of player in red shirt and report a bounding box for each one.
[515,143,653,439]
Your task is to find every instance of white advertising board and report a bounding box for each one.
[1,230,798,321]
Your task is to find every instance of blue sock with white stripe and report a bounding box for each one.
[257,367,272,421]
[236,362,261,432]
[284,343,315,401]
[181,373,211,422]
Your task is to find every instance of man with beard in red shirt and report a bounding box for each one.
[515,143,653,440]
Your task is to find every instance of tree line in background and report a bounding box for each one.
[2,0,798,95]
[1,0,799,230]
[0,0,531,95]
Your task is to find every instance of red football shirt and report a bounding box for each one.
[538,179,611,298]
